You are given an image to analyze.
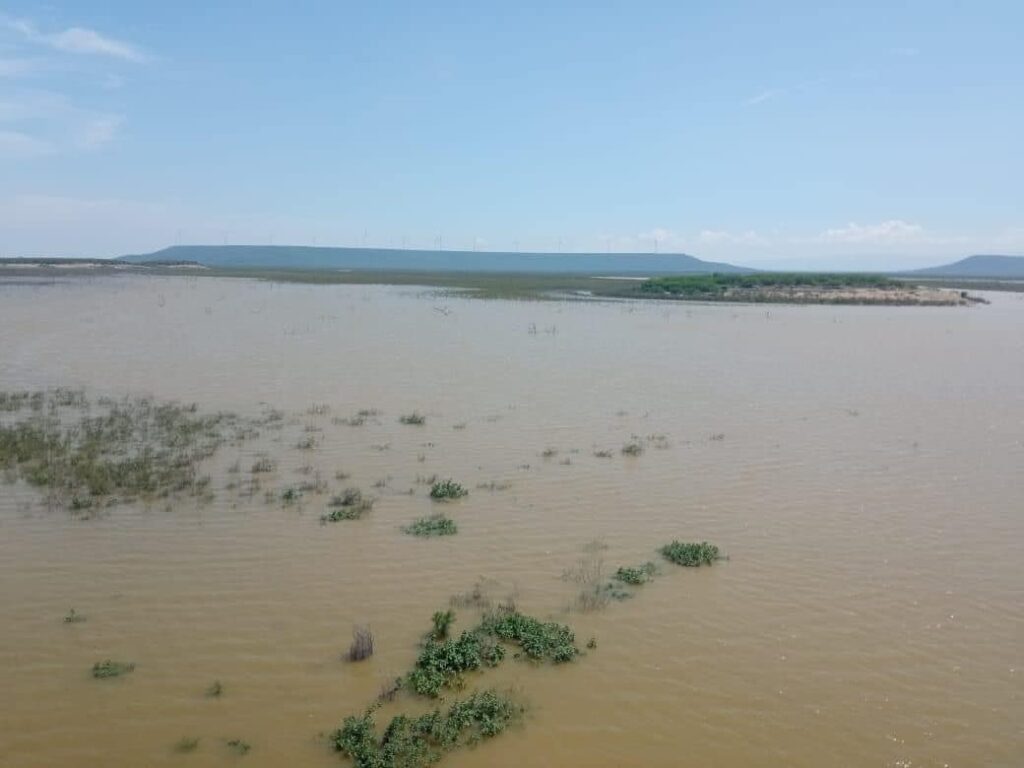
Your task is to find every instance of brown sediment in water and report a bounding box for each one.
[0,276,1021,767]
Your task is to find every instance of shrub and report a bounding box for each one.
[431,609,455,640]
[621,440,644,456]
[92,660,135,679]
[478,609,579,663]
[614,562,657,585]
[406,630,505,697]
[660,540,720,567]
[174,737,200,753]
[349,626,374,662]
[322,488,374,522]
[429,479,468,500]
[251,457,275,473]
[403,514,457,537]
[331,689,522,768]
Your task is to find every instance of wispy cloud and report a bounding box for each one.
[2,17,148,62]
[0,88,123,157]
[746,88,782,106]
[819,219,924,244]
[0,128,54,158]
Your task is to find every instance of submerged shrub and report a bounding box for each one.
[660,540,721,567]
[226,739,251,755]
[429,479,468,500]
[431,609,455,640]
[91,660,135,679]
[349,626,375,662]
[331,689,522,768]
[621,439,644,456]
[399,412,427,426]
[63,608,86,624]
[614,562,657,585]
[206,680,223,697]
[174,737,200,753]
[406,629,504,697]
[322,488,374,522]
[403,514,457,537]
[478,609,579,663]
[250,457,275,473]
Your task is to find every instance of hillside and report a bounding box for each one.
[118,245,750,275]
[912,255,1024,278]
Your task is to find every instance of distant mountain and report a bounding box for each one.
[911,255,1024,279]
[118,245,751,275]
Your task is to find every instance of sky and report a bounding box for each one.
[1,1,1022,269]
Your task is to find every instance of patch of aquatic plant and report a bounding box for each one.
[174,737,200,753]
[206,680,223,697]
[660,540,721,567]
[0,390,249,511]
[541,447,558,458]
[321,488,374,523]
[431,609,455,640]
[429,479,468,500]
[280,486,302,504]
[226,739,251,755]
[331,689,523,768]
[349,626,375,662]
[250,456,275,473]
[308,403,331,416]
[92,659,135,679]
[475,480,511,492]
[592,449,614,458]
[621,439,644,456]
[449,578,498,611]
[335,469,351,480]
[406,629,505,697]
[478,609,580,663]
[586,637,597,649]
[416,473,439,485]
[399,412,427,426]
[614,562,657,585]
[63,607,86,623]
[295,435,316,450]
[403,514,457,537]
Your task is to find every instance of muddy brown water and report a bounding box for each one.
[1,275,1022,767]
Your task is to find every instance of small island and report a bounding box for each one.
[636,273,984,306]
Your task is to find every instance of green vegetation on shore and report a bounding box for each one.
[640,272,895,299]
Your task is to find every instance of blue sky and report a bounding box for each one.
[1,1,1022,268]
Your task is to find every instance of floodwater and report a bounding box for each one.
[1,275,1022,767]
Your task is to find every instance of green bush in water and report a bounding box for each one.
[614,562,657,585]
[429,479,468,500]
[331,689,522,768]
[660,540,721,567]
[403,514,457,537]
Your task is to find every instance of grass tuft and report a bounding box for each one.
[403,514,457,537]
[91,659,135,679]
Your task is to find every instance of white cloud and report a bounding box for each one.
[0,89,123,158]
[746,88,782,105]
[3,17,147,63]
[0,129,54,158]
[697,229,768,246]
[47,27,147,63]
[819,219,924,244]
[77,114,123,148]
